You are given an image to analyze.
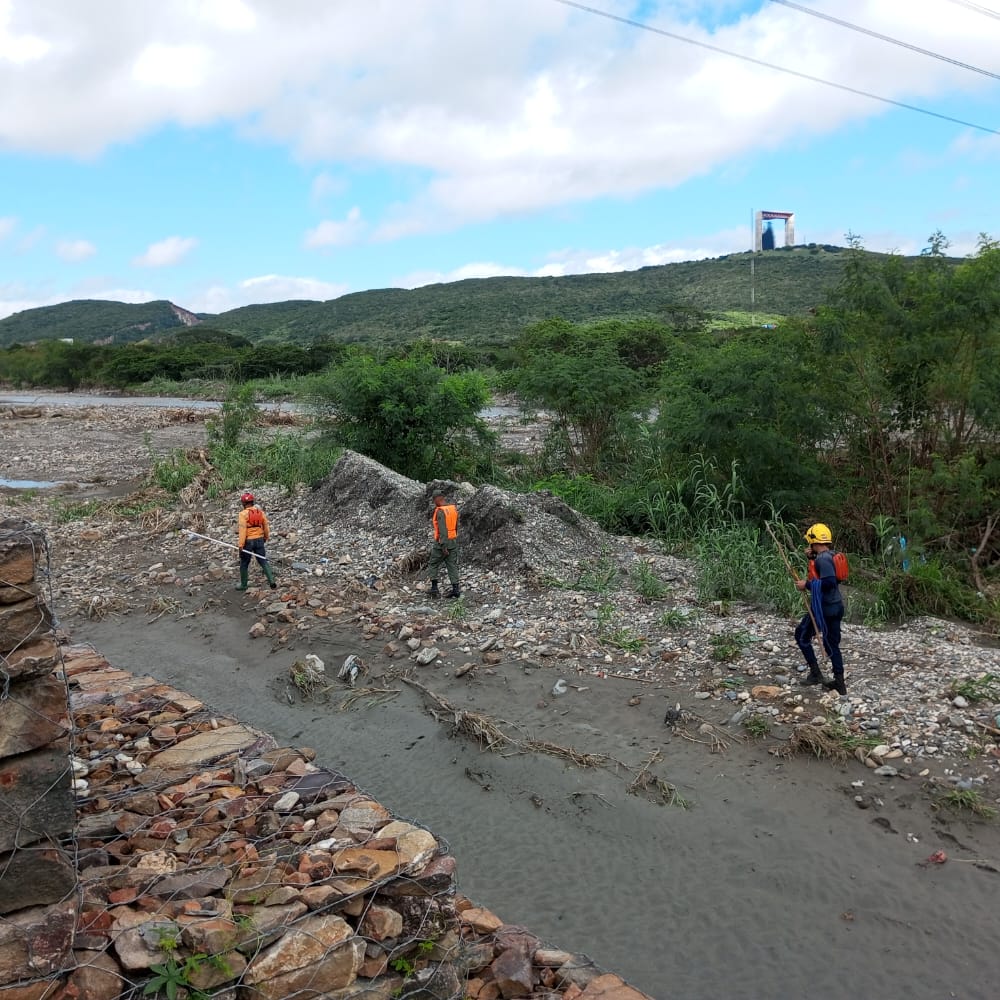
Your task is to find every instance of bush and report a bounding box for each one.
[151,450,199,494]
[865,559,1000,629]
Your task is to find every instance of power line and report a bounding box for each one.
[551,0,999,136]
[771,0,1000,82]
[944,0,1000,21]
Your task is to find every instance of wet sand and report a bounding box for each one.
[74,591,1000,1000]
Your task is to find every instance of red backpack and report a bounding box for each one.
[246,507,264,528]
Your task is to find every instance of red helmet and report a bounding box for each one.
[240,492,255,504]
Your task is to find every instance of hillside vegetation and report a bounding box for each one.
[0,299,200,348]
[0,245,856,348]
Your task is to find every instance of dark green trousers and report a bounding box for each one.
[428,541,460,589]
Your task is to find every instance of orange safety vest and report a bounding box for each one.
[240,506,269,544]
[433,504,458,542]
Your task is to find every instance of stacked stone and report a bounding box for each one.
[0,519,77,998]
[27,644,649,1000]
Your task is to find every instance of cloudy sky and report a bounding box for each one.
[1,0,998,319]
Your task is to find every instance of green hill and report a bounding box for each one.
[0,299,201,348]
[1,245,860,349]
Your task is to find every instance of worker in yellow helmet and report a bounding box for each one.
[794,523,846,695]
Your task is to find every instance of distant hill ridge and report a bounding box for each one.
[0,244,888,348]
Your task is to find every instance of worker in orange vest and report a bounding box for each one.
[236,491,277,591]
[429,491,461,599]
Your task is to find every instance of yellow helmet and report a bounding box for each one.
[805,523,833,544]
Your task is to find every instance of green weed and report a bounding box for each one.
[934,788,997,820]
[209,434,340,493]
[142,957,211,1000]
[632,560,670,601]
[658,608,697,630]
[710,630,752,662]
[206,382,259,449]
[51,499,102,523]
[150,449,199,494]
[574,553,620,593]
[744,713,772,739]
[446,597,468,621]
[950,673,1000,704]
[602,626,646,653]
[109,499,163,519]
[390,956,416,976]
[864,558,998,629]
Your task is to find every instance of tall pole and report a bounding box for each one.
[750,208,756,327]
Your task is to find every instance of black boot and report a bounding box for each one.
[447,586,462,599]
[429,580,440,599]
[824,675,848,695]
[800,664,825,686]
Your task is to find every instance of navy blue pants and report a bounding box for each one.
[240,537,270,574]
[795,609,844,676]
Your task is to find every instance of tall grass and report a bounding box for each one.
[150,449,200,494]
[865,559,1000,629]
[642,458,803,615]
[209,436,340,493]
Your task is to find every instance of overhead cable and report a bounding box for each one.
[944,0,1000,21]
[771,0,1000,82]
[551,0,999,136]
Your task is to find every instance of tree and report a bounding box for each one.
[814,232,1000,565]
[653,322,828,513]
[513,318,678,471]
[310,351,494,480]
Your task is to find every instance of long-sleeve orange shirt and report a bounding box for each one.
[238,506,270,549]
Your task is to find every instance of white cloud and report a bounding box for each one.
[132,43,211,91]
[0,292,58,320]
[0,3,49,65]
[133,235,198,267]
[304,207,366,249]
[396,261,526,288]
[0,0,995,231]
[81,285,160,303]
[310,171,347,202]
[55,238,96,261]
[187,274,348,313]
[395,227,751,287]
[0,216,16,240]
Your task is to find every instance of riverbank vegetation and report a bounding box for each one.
[8,234,1000,628]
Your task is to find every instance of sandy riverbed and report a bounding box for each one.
[3,396,1000,999]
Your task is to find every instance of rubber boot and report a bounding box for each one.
[430,580,440,599]
[263,563,277,590]
[447,585,462,599]
[824,675,848,696]
[235,566,249,591]
[799,663,825,686]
